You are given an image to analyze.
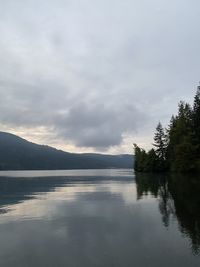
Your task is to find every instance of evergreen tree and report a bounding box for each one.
[153,122,167,160]
[133,83,200,174]
[144,149,158,172]
[153,122,168,171]
[193,85,200,146]
[193,85,200,129]
[193,85,200,170]
[133,144,147,172]
[169,101,194,172]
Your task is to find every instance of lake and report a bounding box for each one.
[0,169,200,266]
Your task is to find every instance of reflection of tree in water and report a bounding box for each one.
[169,174,200,255]
[135,173,200,255]
[135,173,162,199]
[158,179,175,228]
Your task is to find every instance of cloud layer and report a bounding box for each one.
[0,0,199,152]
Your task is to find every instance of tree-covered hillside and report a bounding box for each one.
[0,132,133,170]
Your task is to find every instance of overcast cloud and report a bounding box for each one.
[0,0,199,153]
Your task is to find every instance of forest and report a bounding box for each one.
[134,84,200,173]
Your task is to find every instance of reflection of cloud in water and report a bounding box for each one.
[0,169,134,178]
[0,171,200,266]
[0,176,136,222]
[1,181,136,223]
[0,184,97,221]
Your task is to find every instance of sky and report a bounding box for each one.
[0,0,199,154]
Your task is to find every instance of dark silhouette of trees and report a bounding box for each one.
[193,84,200,171]
[134,84,200,173]
[134,144,158,172]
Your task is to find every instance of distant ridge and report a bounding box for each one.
[0,131,133,170]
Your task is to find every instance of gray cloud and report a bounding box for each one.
[55,101,145,148]
[0,0,199,151]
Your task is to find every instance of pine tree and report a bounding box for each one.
[134,83,200,173]
[193,84,200,170]
[193,85,200,146]
[166,101,195,172]
[144,149,157,172]
[133,144,147,172]
[153,122,167,160]
[152,122,168,171]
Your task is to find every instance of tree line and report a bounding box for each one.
[134,84,200,173]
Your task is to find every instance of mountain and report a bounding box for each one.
[0,132,133,170]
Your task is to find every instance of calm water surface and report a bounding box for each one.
[0,169,200,267]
